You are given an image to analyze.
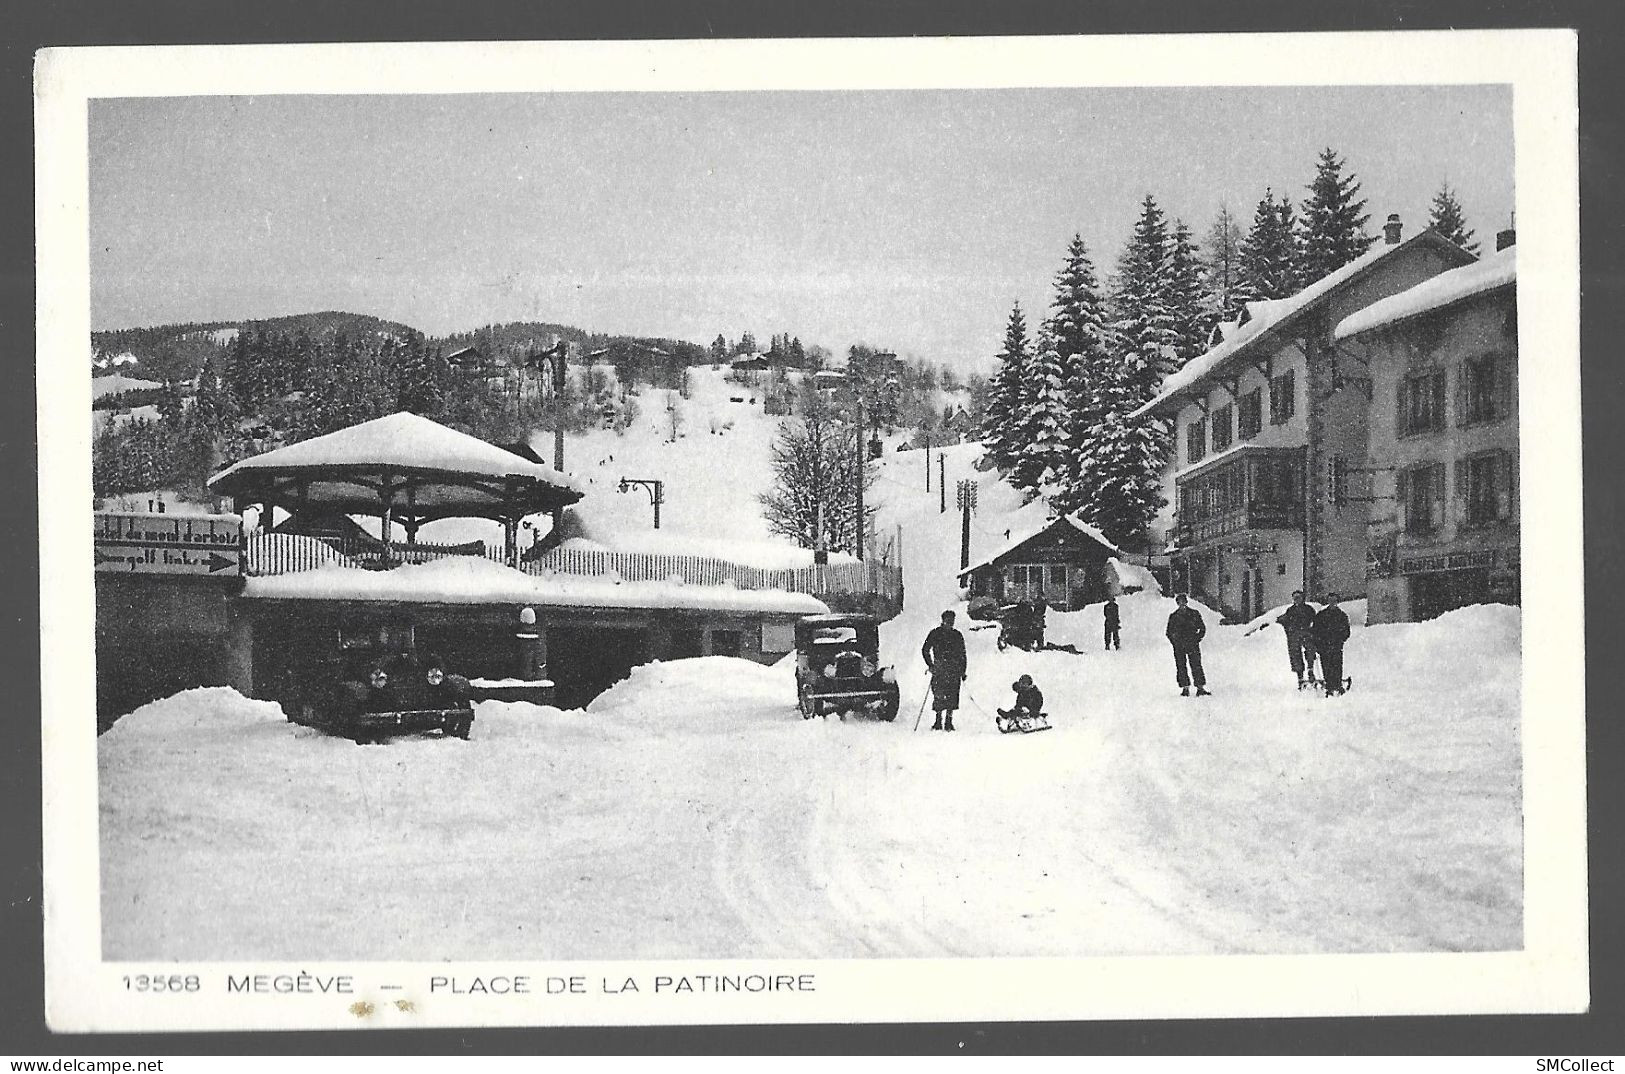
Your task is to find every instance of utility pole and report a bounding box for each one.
[925,430,932,493]
[956,479,978,571]
[854,396,865,561]
[939,455,946,513]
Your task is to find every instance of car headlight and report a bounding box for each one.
[426,667,445,686]
[369,668,389,689]
[881,667,896,684]
[823,664,836,678]
[861,659,876,677]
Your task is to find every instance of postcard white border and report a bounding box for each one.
[38,30,1585,1032]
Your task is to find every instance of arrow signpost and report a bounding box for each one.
[93,512,244,577]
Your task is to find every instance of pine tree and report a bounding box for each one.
[980,300,1030,473]
[709,334,729,363]
[1427,182,1480,254]
[1067,196,1180,543]
[1238,188,1302,304]
[1042,235,1113,516]
[1298,147,1375,282]
[1009,340,1070,497]
[1165,219,1208,369]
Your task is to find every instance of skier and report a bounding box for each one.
[921,609,968,731]
[1275,590,1319,686]
[998,674,1044,723]
[1311,593,1352,697]
[1165,593,1210,697]
[1103,596,1121,651]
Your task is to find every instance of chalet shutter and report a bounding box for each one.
[1455,360,1469,426]
[1397,468,1411,532]
[1431,464,1447,532]
[1453,458,1470,526]
[1496,449,1514,521]
[1495,355,1513,421]
[1395,377,1409,436]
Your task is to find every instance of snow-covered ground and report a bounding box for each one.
[99,368,1523,959]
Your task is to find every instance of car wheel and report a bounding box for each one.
[798,684,817,720]
[878,690,900,722]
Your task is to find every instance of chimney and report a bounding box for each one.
[1383,213,1403,245]
[1497,213,1516,251]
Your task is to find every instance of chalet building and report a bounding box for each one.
[1135,217,1477,622]
[957,513,1122,610]
[1333,231,1518,623]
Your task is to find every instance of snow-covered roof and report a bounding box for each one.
[208,412,586,519]
[1334,245,1516,340]
[211,412,582,490]
[1133,231,1476,419]
[957,512,1121,579]
[242,556,828,616]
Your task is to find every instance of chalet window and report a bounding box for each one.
[1212,403,1234,452]
[1238,388,1263,440]
[1397,369,1447,437]
[1269,370,1296,425]
[1250,456,1303,508]
[710,630,743,658]
[1457,450,1515,525]
[1458,354,1509,425]
[1186,416,1207,464]
[1397,462,1446,536]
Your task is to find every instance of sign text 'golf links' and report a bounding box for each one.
[94,512,244,577]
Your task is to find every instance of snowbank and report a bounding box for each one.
[1109,558,1160,594]
[101,686,286,742]
[586,656,795,732]
[555,491,857,570]
[243,554,828,615]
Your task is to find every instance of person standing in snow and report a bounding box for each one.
[1165,593,1210,697]
[921,609,968,731]
[1103,596,1121,651]
[1275,590,1319,686]
[1310,593,1352,697]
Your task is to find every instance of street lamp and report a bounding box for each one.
[618,477,665,529]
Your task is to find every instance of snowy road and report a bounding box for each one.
[100,596,1522,960]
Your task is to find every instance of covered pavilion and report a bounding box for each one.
[207,411,585,565]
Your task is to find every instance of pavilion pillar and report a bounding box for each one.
[503,517,518,568]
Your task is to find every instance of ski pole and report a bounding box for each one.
[912,673,931,732]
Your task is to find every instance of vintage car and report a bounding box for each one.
[279,620,474,744]
[793,613,900,721]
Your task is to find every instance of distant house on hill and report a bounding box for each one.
[812,369,847,393]
[730,354,771,373]
[957,513,1122,610]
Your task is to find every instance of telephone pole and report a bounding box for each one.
[854,396,865,560]
[939,455,946,513]
[956,479,978,571]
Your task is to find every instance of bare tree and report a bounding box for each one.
[758,398,876,552]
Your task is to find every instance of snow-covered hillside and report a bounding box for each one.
[100,399,1523,960]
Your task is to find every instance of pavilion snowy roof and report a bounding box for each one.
[208,412,586,521]
[1133,230,1477,419]
[1334,245,1516,340]
[957,512,1121,580]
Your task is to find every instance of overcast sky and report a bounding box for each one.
[89,85,1512,374]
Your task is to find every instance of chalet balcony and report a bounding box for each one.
[1172,445,1307,549]
[1173,501,1306,547]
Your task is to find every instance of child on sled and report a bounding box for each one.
[996,674,1051,733]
